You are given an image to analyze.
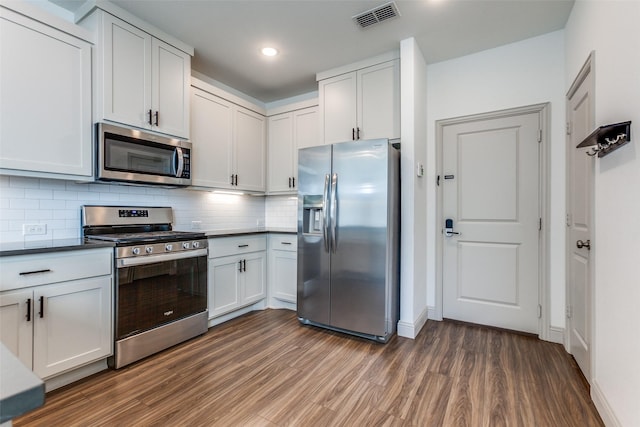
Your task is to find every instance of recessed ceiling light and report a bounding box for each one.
[261,47,278,57]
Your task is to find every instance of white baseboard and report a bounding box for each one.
[591,379,622,427]
[268,298,296,311]
[397,306,429,339]
[546,326,565,345]
[207,305,257,327]
[426,305,440,321]
[45,359,108,392]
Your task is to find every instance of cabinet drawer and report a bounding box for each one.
[208,235,267,258]
[0,248,113,291]
[268,234,297,252]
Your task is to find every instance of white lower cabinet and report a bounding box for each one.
[208,236,266,318]
[0,248,113,380]
[268,234,297,305]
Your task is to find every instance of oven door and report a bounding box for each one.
[115,252,207,340]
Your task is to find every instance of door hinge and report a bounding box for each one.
[437,175,440,186]
[566,122,572,135]
[566,305,572,319]
[566,213,571,227]
[537,304,542,319]
[538,129,542,143]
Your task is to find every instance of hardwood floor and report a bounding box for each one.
[15,309,603,426]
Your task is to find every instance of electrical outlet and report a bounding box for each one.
[191,221,202,230]
[23,224,47,236]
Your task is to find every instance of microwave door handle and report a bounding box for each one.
[174,147,184,178]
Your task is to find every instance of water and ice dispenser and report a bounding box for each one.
[302,195,323,235]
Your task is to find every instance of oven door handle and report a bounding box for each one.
[117,249,207,268]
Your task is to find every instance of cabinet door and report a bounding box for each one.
[357,60,400,140]
[152,38,191,138]
[267,113,294,193]
[0,289,33,369]
[242,252,266,304]
[293,106,320,186]
[102,13,152,130]
[0,8,92,178]
[209,255,242,317]
[190,88,234,189]
[271,250,297,303]
[32,276,112,379]
[235,107,266,192]
[319,72,357,145]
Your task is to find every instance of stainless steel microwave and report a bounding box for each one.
[96,123,192,187]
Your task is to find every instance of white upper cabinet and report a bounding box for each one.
[85,11,191,139]
[190,87,234,189]
[318,58,400,144]
[0,6,92,180]
[267,106,318,194]
[267,113,294,193]
[235,108,266,192]
[190,85,265,192]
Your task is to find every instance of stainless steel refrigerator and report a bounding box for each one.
[297,139,400,342]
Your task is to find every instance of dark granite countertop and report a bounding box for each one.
[197,228,296,237]
[0,343,45,423]
[0,238,115,257]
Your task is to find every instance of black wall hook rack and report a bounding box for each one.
[577,121,632,158]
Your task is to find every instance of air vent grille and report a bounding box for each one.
[353,2,401,29]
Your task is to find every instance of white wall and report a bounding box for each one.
[426,31,567,331]
[397,37,429,338]
[565,1,640,426]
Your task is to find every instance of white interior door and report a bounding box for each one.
[566,58,594,380]
[442,110,541,333]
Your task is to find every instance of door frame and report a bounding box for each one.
[434,103,550,339]
[565,52,595,377]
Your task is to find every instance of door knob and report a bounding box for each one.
[576,239,591,250]
[444,218,460,237]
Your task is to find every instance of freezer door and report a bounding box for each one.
[330,139,391,336]
[297,144,332,325]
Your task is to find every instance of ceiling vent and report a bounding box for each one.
[353,1,401,29]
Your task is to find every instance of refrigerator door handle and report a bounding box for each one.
[330,173,338,253]
[323,174,331,252]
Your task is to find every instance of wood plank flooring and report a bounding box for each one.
[15,309,604,426]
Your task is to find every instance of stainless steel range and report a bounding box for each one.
[82,206,208,369]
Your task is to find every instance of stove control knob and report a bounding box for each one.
[192,241,200,249]
[145,246,153,254]
[132,247,141,255]
[182,242,191,249]
[165,244,173,252]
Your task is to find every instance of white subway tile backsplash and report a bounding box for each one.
[0,209,24,220]
[10,199,39,210]
[25,210,53,220]
[9,176,39,189]
[0,175,306,243]
[53,190,78,200]
[25,189,53,199]
[0,176,270,243]
[39,179,66,190]
[1,187,25,199]
[40,199,67,210]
